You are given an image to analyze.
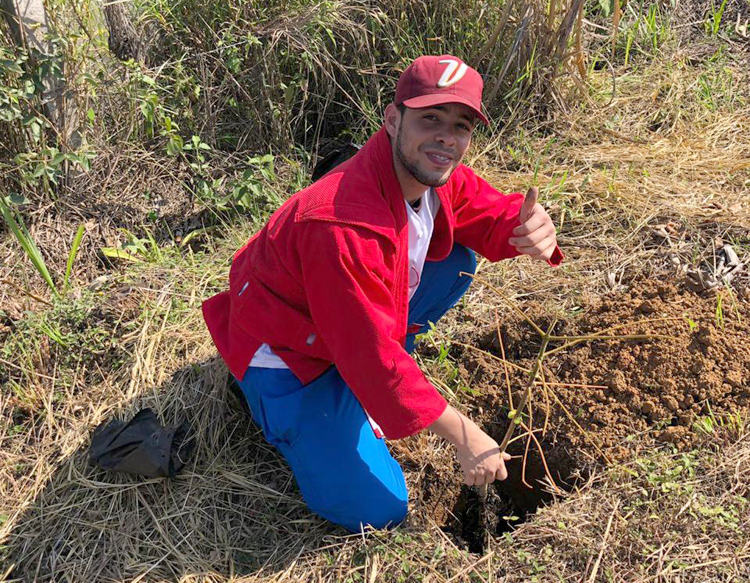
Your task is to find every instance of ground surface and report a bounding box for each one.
[2,5,750,582]
[414,277,750,552]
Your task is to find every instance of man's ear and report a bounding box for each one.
[384,103,400,139]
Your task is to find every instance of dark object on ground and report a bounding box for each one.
[89,408,194,478]
[311,143,360,182]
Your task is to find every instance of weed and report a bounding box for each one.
[693,403,745,437]
[0,197,57,296]
[684,315,698,332]
[0,292,120,394]
[715,293,724,329]
[705,0,729,36]
[101,228,160,263]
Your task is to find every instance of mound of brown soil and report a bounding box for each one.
[417,279,750,549]
[468,280,750,455]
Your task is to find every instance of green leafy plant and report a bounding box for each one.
[705,0,729,36]
[684,315,698,332]
[0,41,97,201]
[209,153,281,214]
[0,196,57,296]
[101,228,164,263]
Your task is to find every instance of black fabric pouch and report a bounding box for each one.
[89,408,194,478]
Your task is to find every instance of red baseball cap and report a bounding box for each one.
[394,55,488,124]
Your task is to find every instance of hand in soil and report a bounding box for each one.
[428,404,511,486]
[455,429,512,486]
[507,186,558,261]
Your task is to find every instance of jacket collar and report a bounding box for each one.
[365,127,407,225]
[364,125,455,260]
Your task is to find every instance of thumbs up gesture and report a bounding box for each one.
[507,186,558,261]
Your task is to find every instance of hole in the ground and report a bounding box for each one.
[441,444,578,554]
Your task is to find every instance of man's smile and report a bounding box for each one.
[424,150,454,168]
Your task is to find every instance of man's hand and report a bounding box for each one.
[427,404,511,486]
[455,427,511,486]
[508,186,558,261]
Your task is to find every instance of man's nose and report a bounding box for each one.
[435,129,457,148]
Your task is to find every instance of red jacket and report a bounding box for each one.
[202,126,563,439]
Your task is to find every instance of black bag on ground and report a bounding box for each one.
[89,408,193,478]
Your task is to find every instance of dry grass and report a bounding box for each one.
[465,47,750,312]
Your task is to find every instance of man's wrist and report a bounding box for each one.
[427,404,479,449]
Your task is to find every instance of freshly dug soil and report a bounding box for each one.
[416,279,750,549]
[469,280,750,453]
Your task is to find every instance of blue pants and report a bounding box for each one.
[236,245,476,532]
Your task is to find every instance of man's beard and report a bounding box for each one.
[395,123,454,188]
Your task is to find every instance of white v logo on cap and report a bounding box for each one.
[436,59,468,88]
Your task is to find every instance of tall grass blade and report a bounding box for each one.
[612,0,621,57]
[711,0,729,35]
[64,224,86,293]
[0,197,58,297]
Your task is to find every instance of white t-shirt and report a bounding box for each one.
[249,188,440,369]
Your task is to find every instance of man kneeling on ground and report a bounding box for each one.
[202,54,563,533]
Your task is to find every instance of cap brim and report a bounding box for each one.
[401,93,489,125]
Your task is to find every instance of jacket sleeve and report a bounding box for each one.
[298,221,448,439]
[451,166,563,266]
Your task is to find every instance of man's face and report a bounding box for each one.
[393,103,476,187]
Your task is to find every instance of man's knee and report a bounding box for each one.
[363,495,408,530]
[345,495,408,532]
[313,490,408,533]
[451,244,477,277]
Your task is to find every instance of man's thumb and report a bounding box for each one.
[520,186,538,223]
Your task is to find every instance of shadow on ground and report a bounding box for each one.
[4,357,345,582]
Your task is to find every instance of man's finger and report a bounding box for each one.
[516,234,557,259]
[519,186,539,224]
[509,222,554,248]
[512,210,548,236]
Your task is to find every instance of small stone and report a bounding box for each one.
[656,427,684,443]
[725,369,742,388]
[662,396,679,412]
